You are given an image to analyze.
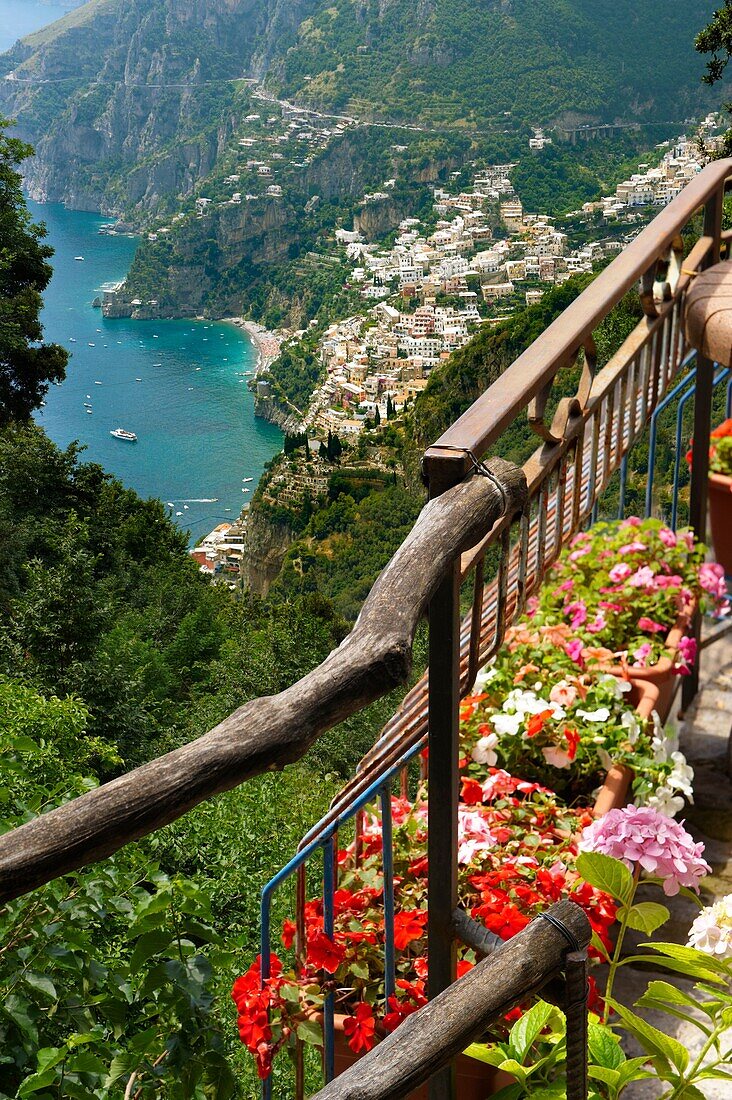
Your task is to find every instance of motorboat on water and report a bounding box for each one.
[110,428,137,442]
[74,256,84,261]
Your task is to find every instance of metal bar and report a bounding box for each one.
[467,555,485,690]
[618,454,628,520]
[564,950,590,1100]
[645,366,697,518]
[427,555,461,1100]
[323,836,336,1084]
[380,787,396,1006]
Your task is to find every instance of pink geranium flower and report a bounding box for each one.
[566,600,588,628]
[608,563,632,583]
[699,562,727,601]
[637,616,666,634]
[628,566,655,588]
[618,542,647,555]
[564,639,584,666]
[579,805,711,895]
[658,527,677,548]
[674,634,697,676]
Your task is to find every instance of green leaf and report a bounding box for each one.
[296,1018,323,1046]
[575,852,634,904]
[588,1066,620,1087]
[105,1053,135,1086]
[68,1051,108,1076]
[463,1043,507,1067]
[348,961,369,980]
[637,981,700,1010]
[608,1000,689,1073]
[24,973,57,1002]
[588,1022,624,1070]
[590,930,611,962]
[643,942,730,976]
[35,1048,65,1073]
[18,1070,57,1097]
[672,1087,707,1100]
[129,929,174,973]
[615,1058,657,1091]
[620,955,724,985]
[496,1058,527,1085]
[620,902,670,934]
[508,1000,553,1063]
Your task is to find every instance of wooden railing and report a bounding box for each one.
[1,158,731,1100]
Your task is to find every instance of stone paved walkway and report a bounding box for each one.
[620,624,732,1098]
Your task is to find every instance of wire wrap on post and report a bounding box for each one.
[537,913,588,1100]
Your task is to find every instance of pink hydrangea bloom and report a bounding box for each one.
[618,541,647,555]
[658,527,677,548]
[637,616,667,634]
[653,574,683,589]
[699,562,727,601]
[622,517,643,528]
[580,805,711,895]
[608,563,632,583]
[569,546,591,562]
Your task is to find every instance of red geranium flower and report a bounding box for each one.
[306,931,344,974]
[460,777,484,805]
[343,1001,376,1053]
[281,920,296,949]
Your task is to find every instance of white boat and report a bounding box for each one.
[94,380,102,385]
[88,342,95,347]
[69,337,76,343]
[242,477,253,482]
[86,409,93,414]
[74,256,84,261]
[175,511,183,516]
[110,428,137,442]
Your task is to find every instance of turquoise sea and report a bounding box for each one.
[0,0,79,52]
[31,201,282,545]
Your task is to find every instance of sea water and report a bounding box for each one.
[31,201,282,545]
[0,0,80,52]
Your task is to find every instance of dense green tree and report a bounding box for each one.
[0,120,67,425]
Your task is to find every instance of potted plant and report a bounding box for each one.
[527,518,727,718]
[707,418,732,577]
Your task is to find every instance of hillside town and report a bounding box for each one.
[276,121,716,441]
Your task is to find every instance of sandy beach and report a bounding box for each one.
[223,317,283,373]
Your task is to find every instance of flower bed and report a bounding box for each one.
[233,519,726,1089]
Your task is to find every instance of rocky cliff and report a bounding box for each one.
[0,0,319,216]
[241,506,296,596]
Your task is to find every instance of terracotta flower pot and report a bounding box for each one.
[332,1014,514,1098]
[590,678,657,818]
[601,608,693,724]
[709,471,732,578]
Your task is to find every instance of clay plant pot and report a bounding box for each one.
[708,471,732,578]
[602,608,693,724]
[332,1014,514,1098]
[590,678,658,818]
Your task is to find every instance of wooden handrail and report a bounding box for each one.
[423,157,732,485]
[0,459,526,904]
[311,900,591,1100]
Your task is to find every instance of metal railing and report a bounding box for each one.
[261,159,732,1099]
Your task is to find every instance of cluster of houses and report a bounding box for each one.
[189,520,247,579]
[289,122,719,439]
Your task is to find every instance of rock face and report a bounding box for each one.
[241,507,296,596]
[0,0,318,215]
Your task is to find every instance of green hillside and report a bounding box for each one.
[274,0,714,126]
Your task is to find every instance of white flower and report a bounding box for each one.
[474,664,498,688]
[542,745,571,769]
[620,711,640,745]
[576,707,611,723]
[597,748,614,771]
[667,751,694,801]
[688,895,732,958]
[652,722,679,764]
[645,785,685,817]
[491,711,524,737]
[471,732,499,766]
[506,689,547,717]
[599,675,632,697]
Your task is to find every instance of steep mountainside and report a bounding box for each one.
[274,0,713,126]
[0,0,319,212]
[0,0,717,216]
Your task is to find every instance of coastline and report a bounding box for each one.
[222,317,283,373]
